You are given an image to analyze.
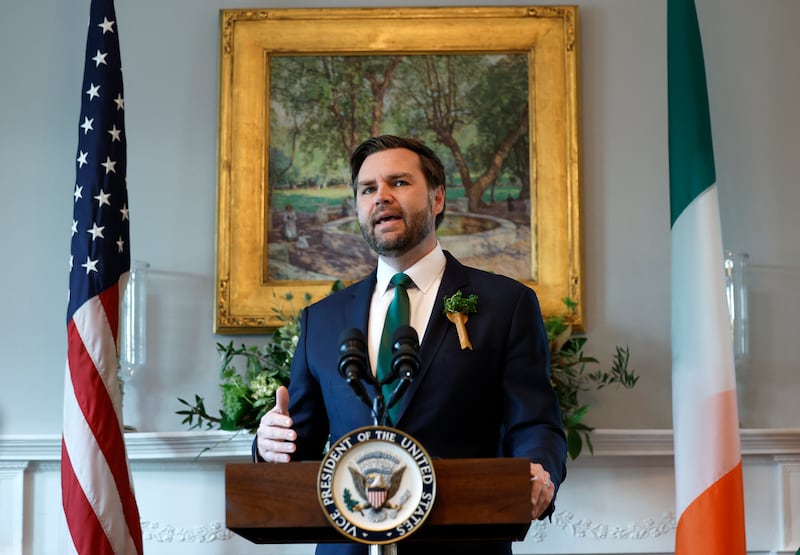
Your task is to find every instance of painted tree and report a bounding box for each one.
[270,55,403,187]
[391,54,529,211]
[269,53,530,208]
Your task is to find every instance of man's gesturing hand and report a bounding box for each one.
[256,386,297,463]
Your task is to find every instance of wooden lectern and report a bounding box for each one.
[226,458,532,546]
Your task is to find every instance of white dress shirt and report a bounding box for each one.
[367,244,446,375]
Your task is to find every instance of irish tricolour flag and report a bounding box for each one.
[668,0,746,552]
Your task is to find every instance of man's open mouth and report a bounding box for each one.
[374,214,402,226]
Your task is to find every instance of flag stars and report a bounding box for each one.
[101,156,117,174]
[108,125,121,142]
[98,17,115,34]
[86,83,100,101]
[92,49,108,67]
[81,256,99,274]
[94,190,111,207]
[87,222,106,241]
[68,8,130,317]
[120,204,129,221]
[80,117,94,135]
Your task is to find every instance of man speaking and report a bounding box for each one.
[255,135,567,555]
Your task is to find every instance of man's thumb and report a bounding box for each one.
[273,385,290,415]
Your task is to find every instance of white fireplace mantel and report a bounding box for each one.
[2,429,799,555]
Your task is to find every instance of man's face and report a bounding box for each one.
[355,148,444,260]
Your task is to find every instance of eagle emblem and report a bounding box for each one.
[345,461,408,519]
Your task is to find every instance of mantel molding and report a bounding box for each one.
[574,428,800,457]
[0,430,253,462]
[4,429,800,554]
[2,428,800,463]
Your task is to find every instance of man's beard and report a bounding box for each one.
[360,205,435,257]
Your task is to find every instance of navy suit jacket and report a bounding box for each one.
[266,252,566,554]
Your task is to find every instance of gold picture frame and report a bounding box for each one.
[215,6,582,333]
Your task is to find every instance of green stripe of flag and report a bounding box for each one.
[668,0,716,228]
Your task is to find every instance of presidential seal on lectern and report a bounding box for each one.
[317,425,436,544]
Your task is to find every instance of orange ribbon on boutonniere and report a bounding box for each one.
[442,290,478,350]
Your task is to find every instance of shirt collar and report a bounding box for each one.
[376,243,446,295]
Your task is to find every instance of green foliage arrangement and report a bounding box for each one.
[546,298,639,460]
[176,292,310,432]
[178,292,638,461]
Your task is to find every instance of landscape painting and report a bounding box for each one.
[266,53,534,283]
[215,7,581,332]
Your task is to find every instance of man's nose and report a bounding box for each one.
[373,181,393,204]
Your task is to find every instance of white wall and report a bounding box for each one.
[1,0,798,435]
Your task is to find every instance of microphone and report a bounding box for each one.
[337,328,372,409]
[385,325,420,411]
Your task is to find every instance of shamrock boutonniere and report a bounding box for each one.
[443,290,478,350]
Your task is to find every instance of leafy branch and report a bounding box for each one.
[176,283,342,433]
[546,297,639,460]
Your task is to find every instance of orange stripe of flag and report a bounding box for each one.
[676,461,746,554]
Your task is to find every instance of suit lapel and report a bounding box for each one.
[393,252,469,425]
[342,272,376,333]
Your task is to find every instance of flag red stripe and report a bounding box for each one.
[98,281,120,347]
[676,461,746,554]
[67,289,123,454]
[66,300,143,552]
[61,439,116,554]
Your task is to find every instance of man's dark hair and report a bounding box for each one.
[350,135,446,228]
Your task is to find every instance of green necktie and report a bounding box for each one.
[377,273,413,425]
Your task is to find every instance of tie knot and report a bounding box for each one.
[390,273,413,290]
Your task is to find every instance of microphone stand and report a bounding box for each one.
[338,327,419,555]
[368,390,398,555]
[372,395,384,427]
[369,545,398,555]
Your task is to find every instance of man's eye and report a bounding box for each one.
[393,180,408,187]
[359,186,375,195]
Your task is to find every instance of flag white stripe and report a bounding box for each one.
[63,294,136,554]
[671,183,741,516]
[63,381,135,554]
[72,292,126,415]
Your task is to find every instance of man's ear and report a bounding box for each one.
[433,185,446,216]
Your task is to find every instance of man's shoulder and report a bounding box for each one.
[307,274,375,311]
[461,262,525,285]
[445,251,531,290]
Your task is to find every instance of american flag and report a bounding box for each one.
[62,0,143,553]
